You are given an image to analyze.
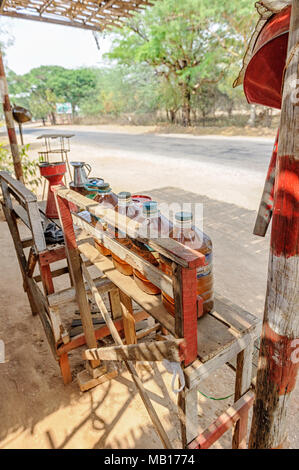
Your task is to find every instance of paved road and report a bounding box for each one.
[23,127,274,175]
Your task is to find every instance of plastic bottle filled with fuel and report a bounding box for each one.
[112,191,139,276]
[160,211,214,316]
[132,201,172,295]
[91,182,118,256]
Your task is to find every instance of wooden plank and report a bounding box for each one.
[48,277,115,307]
[12,205,31,229]
[57,310,149,356]
[178,386,198,448]
[73,213,173,297]
[108,288,122,320]
[253,130,279,237]
[0,11,110,32]
[173,264,198,366]
[136,324,161,340]
[1,180,39,315]
[28,278,58,359]
[83,339,183,362]
[39,263,54,295]
[34,266,69,283]
[197,313,238,362]
[21,237,34,248]
[39,246,66,265]
[78,242,175,335]
[184,328,258,390]
[59,352,72,385]
[212,295,261,334]
[77,369,118,392]
[232,343,254,449]
[119,290,137,345]
[48,306,68,343]
[55,194,99,368]
[58,188,204,268]
[26,247,37,277]
[27,201,47,253]
[188,391,255,449]
[81,263,173,449]
[0,171,35,203]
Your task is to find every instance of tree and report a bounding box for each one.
[8,66,98,122]
[47,67,97,116]
[107,0,257,126]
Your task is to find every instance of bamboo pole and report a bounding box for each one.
[0,49,24,183]
[249,0,299,449]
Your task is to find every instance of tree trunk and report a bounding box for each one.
[227,101,233,118]
[249,0,299,449]
[50,112,56,125]
[182,82,191,127]
[248,104,257,127]
[169,109,177,124]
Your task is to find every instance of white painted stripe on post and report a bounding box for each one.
[266,254,299,337]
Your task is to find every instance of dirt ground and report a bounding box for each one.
[0,212,239,449]
[0,124,298,449]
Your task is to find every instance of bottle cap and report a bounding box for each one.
[175,211,193,222]
[143,201,158,217]
[118,191,132,204]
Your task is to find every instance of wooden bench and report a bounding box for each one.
[0,173,261,449]
[54,186,261,449]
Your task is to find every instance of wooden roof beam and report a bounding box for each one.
[0,11,103,31]
[39,0,54,15]
[84,0,115,24]
[0,0,7,13]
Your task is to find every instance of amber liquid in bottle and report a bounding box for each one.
[93,186,118,256]
[112,192,139,276]
[132,201,172,295]
[161,212,214,316]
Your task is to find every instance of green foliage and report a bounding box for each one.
[0,143,41,190]
[6,0,258,127]
[80,64,160,118]
[8,66,98,120]
[107,0,257,125]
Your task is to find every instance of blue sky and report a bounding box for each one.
[1,17,112,74]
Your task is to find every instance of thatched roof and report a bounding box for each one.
[0,0,152,31]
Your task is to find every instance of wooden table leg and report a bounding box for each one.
[55,193,100,370]
[108,288,122,320]
[39,264,55,295]
[178,385,198,448]
[59,352,72,385]
[232,342,254,448]
[119,290,137,345]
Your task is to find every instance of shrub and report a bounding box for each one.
[0,143,41,190]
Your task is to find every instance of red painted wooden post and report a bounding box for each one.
[173,265,198,366]
[59,352,72,385]
[39,264,55,295]
[0,49,24,183]
[249,0,299,449]
[253,129,279,237]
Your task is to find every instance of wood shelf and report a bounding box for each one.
[78,241,261,382]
